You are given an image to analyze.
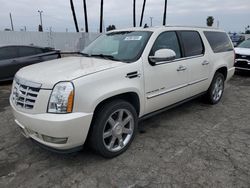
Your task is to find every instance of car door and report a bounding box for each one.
[0,46,19,80]
[143,31,189,114]
[177,31,210,97]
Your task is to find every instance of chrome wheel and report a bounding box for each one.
[103,109,134,152]
[212,76,224,102]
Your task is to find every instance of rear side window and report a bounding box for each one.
[204,31,233,53]
[179,31,204,57]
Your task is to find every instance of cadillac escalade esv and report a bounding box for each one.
[10,26,235,158]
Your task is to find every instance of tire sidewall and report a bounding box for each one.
[209,73,225,104]
[91,100,138,158]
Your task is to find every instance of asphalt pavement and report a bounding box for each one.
[0,72,250,188]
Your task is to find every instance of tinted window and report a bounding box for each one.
[150,31,181,58]
[18,47,43,57]
[204,31,233,53]
[0,47,19,60]
[179,31,204,57]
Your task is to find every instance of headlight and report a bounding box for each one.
[48,82,74,113]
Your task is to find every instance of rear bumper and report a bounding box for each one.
[10,99,93,151]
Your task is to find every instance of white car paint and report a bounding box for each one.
[10,26,235,151]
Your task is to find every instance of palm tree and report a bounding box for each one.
[139,0,146,27]
[70,0,79,32]
[100,0,104,33]
[83,0,89,32]
[206,16,214,27]
[133,0,136,27]
[163,0,167,25]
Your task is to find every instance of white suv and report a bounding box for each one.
[10,26,235,158]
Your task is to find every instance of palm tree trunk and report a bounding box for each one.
[70,0,79,32]
[140,0,146,27]
[163,0,167,25]
[133,0,136,27]
[100,0,104,33]
[83,0,89,32]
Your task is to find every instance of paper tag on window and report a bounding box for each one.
[124,36,142,41]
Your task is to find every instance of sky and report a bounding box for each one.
[0,0,249,33]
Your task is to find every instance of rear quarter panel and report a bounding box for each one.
[201,31,235,84]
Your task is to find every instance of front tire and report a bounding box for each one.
[205,72,225,104]
[89,100,138,158]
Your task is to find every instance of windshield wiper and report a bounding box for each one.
[78,52,91,57]
[90,54,120,61]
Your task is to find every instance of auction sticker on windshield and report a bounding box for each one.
[124,36,142,41]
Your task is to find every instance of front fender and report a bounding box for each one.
[72,62,145,116]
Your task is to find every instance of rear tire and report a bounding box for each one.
[204,72,225,104]
[89,100,138,158]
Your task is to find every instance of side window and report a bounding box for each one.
[18,47,43,57]
[0,47,19,60]
[150,31,181,59]
[204,31,233,53]
[179,31,204,57]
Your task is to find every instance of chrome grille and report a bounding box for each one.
[12,77,41,110]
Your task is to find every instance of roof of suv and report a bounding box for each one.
[111,26,224,33]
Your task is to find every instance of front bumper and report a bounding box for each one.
[10,99,93,151]
[235,59,250,71]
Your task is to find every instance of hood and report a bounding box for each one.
[235,47,250,56]
[16,56,125,89]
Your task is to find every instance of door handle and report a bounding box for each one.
[177,65,187,72]
[202,60,209,66]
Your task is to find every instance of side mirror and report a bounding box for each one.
[149,49,176,65]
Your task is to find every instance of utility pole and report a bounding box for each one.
[83,0,89,32]
[150,17,153,27]
[133,0,136,27]
[9,13,14,31]
[100,0,104,33]
[163,0,168,25]
[140,0,146,27]
[38,10,43,32]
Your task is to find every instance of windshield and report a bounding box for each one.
[82,31,152,62]
[238,40,250,49]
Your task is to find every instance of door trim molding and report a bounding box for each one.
[147,77,208,99]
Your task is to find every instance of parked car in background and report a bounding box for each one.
[10,27,235,158]
[0,45,61,82]
[235,40,250,71]
[230,34,245,47]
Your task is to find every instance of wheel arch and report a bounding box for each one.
[215,66,228,80]
[93,92,141,117]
